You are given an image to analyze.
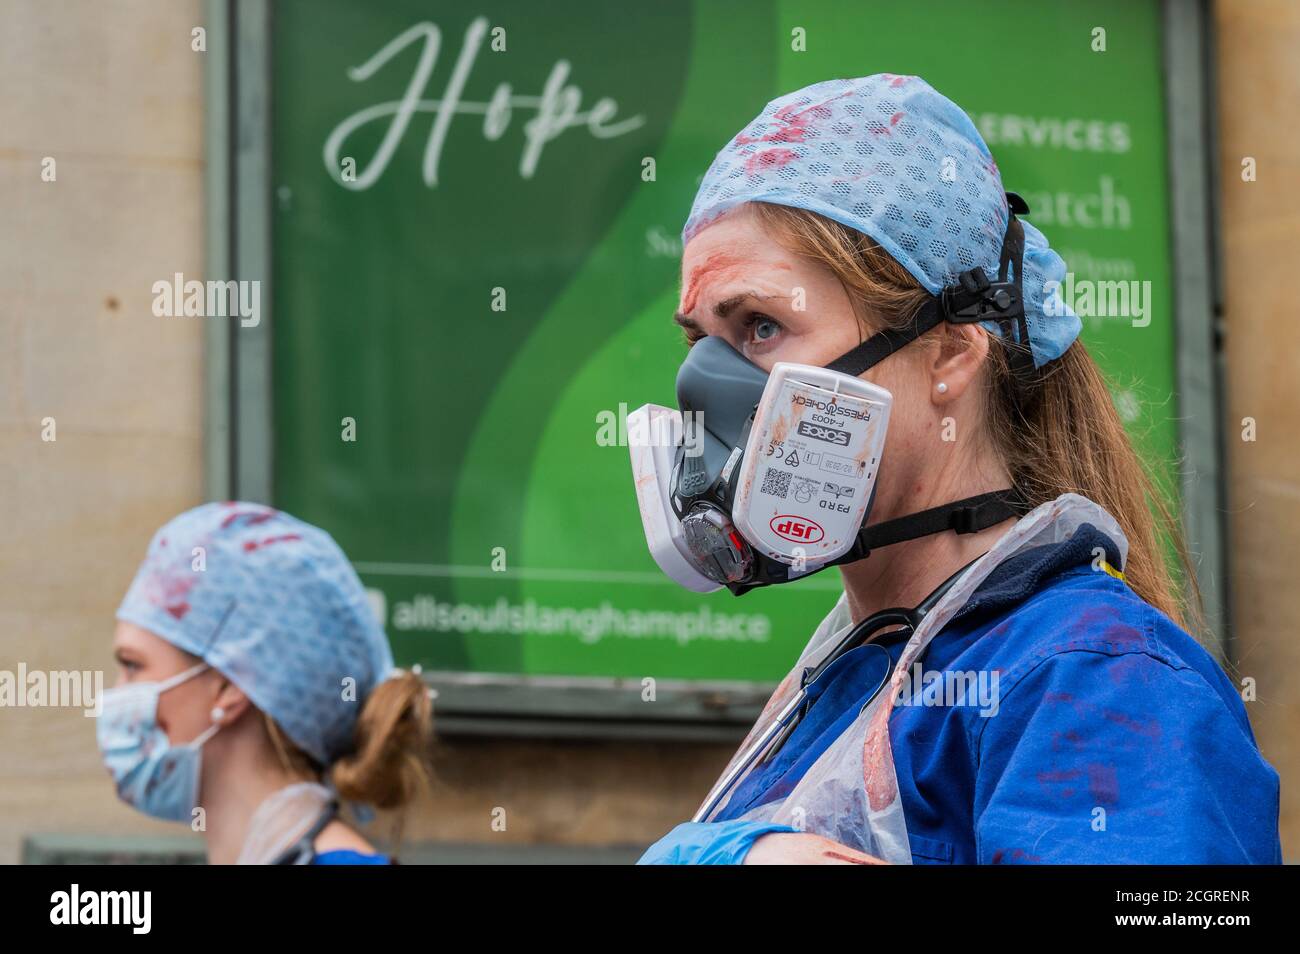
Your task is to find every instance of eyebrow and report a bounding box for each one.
[673,290,781,332]
[672,312,702,334]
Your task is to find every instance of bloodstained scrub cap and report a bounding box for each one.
[116,502,393,766]
[682,73,1081,369]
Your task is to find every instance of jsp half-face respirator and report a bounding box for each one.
[629,196,1034,596]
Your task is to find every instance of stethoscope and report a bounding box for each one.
[691,556,982,824]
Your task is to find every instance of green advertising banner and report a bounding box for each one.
[271,1,1174,701]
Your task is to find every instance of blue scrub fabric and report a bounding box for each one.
[311,849,392,865]
[641,524,1281,864]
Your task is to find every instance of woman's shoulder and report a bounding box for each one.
[311,848,393,865]
[937,540,1249,728]
[958,566,1257,744]
[310,819,391,865]
[948,526,1214,676]
[962,568,1279,863]
[1010,567,1227,681]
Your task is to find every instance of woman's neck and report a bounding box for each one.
[838,444,1016,624]
[201,752,317,865]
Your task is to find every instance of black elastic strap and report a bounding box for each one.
[844,489,1028,560]
[825,298,943,378]
[824,193,1036,384]
[729,489,1029,596]
[998,214,1037,385]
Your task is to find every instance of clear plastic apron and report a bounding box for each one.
[697,493,1128,863]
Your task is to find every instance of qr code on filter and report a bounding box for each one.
[761,468,791,498]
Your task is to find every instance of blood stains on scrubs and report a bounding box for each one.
[745,148,799,175]
[1087,762,1120,806]
[242,533,303,553]
[862,707,898,812]
[1052,729,1087,752]
[734,102,823,147]
[1101,708,1161,741]
[990,847,1042,864]
[139,567,199,621]
[220,507,276,530]
[1036,768,1082,800]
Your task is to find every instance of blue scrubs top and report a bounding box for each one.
[705,524,1281,864]
[311,849,392,865]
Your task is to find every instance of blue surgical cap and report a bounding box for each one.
[117,502,393,766]
[683,74,1081,369]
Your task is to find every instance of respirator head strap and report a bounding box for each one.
[825,193,1033,383]
[823,298,944,378]
[996,195,1036,387]
[724,489,1030,596]
[841,488,1029,562]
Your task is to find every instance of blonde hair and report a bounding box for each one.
[264,669,434,849]
[752,202,1200,631]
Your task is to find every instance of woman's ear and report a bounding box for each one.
[929,322,989,407]
[210,679,252,727]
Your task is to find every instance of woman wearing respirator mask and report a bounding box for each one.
[97,503,433,864]
[633,75,1280,865]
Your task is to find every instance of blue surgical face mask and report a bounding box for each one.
[96,661,221,823]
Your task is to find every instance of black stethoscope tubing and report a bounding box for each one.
[691,554,984,824]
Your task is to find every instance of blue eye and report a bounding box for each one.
[750,315,781,342]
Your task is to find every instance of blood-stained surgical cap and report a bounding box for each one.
[116,502,393,766]
[683,74,1080,369]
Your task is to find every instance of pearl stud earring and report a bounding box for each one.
[937,382,949,394]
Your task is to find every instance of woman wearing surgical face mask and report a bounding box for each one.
[98,503,433,864]
[639,75,1281,865]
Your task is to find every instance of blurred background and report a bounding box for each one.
[1,0,1296,863]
